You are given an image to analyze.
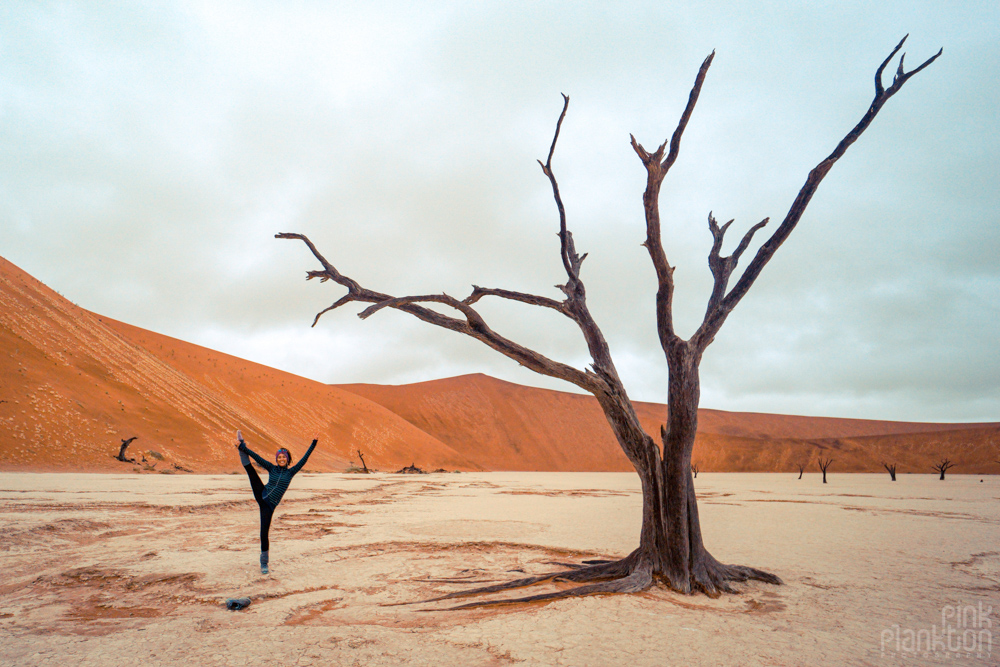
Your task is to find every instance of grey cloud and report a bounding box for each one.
[1,1,997,422]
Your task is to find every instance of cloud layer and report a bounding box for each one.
[2,1,997,422]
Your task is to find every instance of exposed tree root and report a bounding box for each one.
[543,558,613,569]
[690,550,783,598]
[437,565,654,610]
[402,546,782,609]
[392,550,641,609]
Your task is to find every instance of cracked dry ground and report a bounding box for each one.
[1,472,998,666]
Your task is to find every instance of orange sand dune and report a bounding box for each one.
[0,257,475,473]
[2,255,998,474]
[341,376,1000,474]
[341,375,634,471]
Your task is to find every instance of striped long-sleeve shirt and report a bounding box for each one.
[239,439,317,508]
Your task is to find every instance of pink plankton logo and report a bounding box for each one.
[881,603,993,659]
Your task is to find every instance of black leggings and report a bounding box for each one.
[244,464,275,552]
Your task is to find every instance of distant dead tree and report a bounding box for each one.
[691,463,699,479]
[797,464,805,480]
[279,38,938,602]
[933,459,955,480]
[357,450,370,473]
[818,458,834,484]
[883,462,897,481]
[116,437,138,462]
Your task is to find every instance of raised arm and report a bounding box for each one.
[238,441,274,472]
[289,439,318,475]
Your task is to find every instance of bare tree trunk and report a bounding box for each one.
[660,347,703,591]
[883,462,897,481]
[933,459,954,480]
[797,464,805,480]
[819,458,833,484]
[357,450,369,473]
[116,437,138,462]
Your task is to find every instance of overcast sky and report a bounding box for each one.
[2,2,997,423]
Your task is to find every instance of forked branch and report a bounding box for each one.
[702,213,770,324]
[702,38,941,344]
[629,38,939,356]
[631,52,716,349]
[282,236,602,391]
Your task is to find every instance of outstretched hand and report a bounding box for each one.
[236,429,245,448]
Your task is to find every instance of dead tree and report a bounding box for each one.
[358,450,370,473]
[691,463,699,479]
[116,436,138,462]
[819,458,833,484]
[797,464,805,480]
[279,38,938,603]
[933,459,955,480]
[883,462,897,481]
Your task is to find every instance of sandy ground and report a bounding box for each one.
[1,472,997,666]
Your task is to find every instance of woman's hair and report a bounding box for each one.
[275,448,291,465]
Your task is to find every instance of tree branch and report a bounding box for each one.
[693,214,769,349]
[534,95,622,380]
[730,218,771,266]
[631,52,716,351]
[277,233,601,393]
[359,293,484,325]
[722,38,940,310]
[688,38,940,352]
[537,94,581,286]
[464,286,567,314]
[932,459,955,473]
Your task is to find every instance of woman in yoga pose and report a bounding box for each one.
[236,430,318,574]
